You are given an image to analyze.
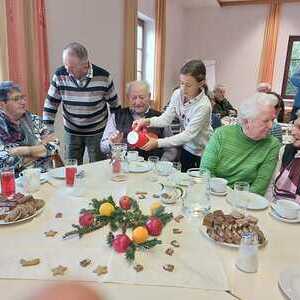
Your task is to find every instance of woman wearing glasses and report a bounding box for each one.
[0,81,59,175]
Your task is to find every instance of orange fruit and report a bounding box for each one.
[150,202,162,216]
[132,226,149,244]
[99,203,115,217]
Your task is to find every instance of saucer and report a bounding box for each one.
[269,207,300,223]
[210,189,228,196]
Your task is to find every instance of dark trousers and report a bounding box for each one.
[180,147,201,172]
[64,132,105,165]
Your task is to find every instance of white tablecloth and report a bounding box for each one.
[1,160,300,300]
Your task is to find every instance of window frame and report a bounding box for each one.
[137,18,145,81]
[281,35,300,99]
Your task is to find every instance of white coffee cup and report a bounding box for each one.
[273,199,300,219]
[127,151,139,162]
[23,168,41,193]
[210,177,228,193]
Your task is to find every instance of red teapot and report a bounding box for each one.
[127,128,149,148]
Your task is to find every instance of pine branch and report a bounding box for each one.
[136,238,162,250]
[63,221,107,239]
[125,244,136,262]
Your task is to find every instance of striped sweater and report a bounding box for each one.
[43,64,119,135]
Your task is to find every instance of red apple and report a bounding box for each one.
[112,234,132,253]
[119,196,132,210]
[79,212,94,227]
[146,217,163,236]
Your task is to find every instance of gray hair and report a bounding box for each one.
[213,84,226,93]
[238,92,278,121]
[257,82,271,92]
[62,42,88,63]
[126,80,150,95]
[0,81,21,101]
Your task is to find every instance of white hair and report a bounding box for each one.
[257,82,271,92]
[213,84,226,92]
[126,80,150,95]
[238,92,278,121]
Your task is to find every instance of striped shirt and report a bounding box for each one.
[43,64,119,136]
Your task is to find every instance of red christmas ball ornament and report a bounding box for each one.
[119,195,132,210]
[146,217,163,236]
[112,234,132,253]
[79,212,94,227]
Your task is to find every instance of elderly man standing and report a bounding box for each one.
[0,81,59,174]
[212,84,237,118]
[201,93,280,195]
[43,42,119,164]
[101,80,177,161]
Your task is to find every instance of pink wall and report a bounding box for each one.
[273,3,300,96]
[164,1,186,103]
[165,2,300,107]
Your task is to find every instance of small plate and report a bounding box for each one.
[200,223,268,248]
[226,191,269,210]
[0,200,45,225]
[279,266,300,299]
[128,162,152,173]
[269,208,300,223]
[210,189,228,197]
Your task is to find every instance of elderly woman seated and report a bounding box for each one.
[273,113,300,203]
[0,81,59,175]
[201,93,280,196]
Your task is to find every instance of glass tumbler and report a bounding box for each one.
[1,167,16,198]
[233,181,250,215]
[184,168,211,217]
[65,159,78,187]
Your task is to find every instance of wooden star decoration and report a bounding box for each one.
[93,265,108,276]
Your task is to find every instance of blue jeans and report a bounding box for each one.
[64,132,105,165]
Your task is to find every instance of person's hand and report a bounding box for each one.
[41,133,58,144]
[132,118,150,131]
[141,136,158,151]
[109,131,124,144]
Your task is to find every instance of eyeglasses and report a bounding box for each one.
[8,95,26,102]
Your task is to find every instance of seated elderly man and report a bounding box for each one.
[101,80,177,160]
[0,81,59,175]
[273,112,300,202]
[212,84,237,118]
[201,93,280,195]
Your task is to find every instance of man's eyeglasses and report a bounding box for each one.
[8,95,26,102]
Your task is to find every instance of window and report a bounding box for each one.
[137,19,144,81]
[281,36,300,99]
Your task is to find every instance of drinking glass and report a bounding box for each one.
[1,167,16,198]
[110,143,128,180]
[233,181,250,215]
[148,156,159,182]
[23,168,41,193]
[65,159,77,187]
[183,168,211,217]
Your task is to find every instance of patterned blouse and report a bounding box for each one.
[0,110,59,175]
